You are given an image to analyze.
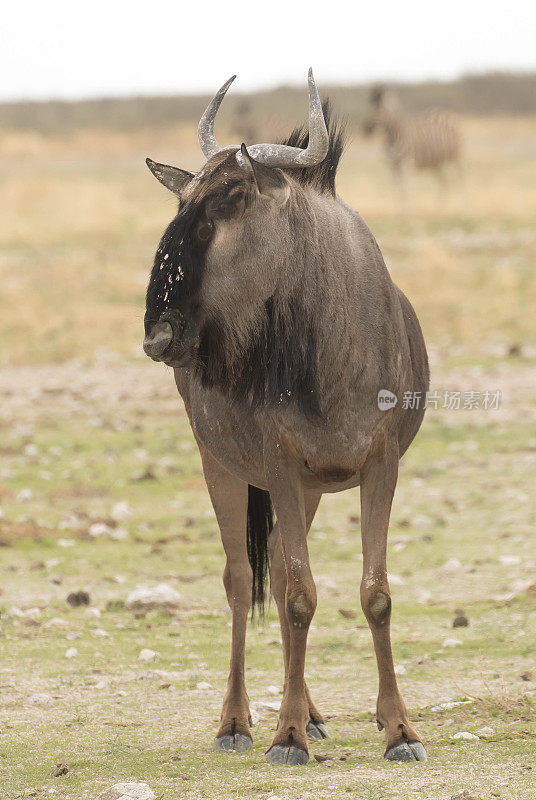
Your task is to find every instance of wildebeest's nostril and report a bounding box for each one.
[143,321,173,359]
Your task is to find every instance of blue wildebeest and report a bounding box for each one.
[143,70,429,765]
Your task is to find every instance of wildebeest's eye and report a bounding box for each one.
[196,220,214,242]
[216,190,245,217]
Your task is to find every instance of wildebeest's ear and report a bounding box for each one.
[239,144,290,208]
[146,158,195,196]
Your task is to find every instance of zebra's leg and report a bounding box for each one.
[392,162,409,215]
[454,155,467,202]
[435,164,449,202]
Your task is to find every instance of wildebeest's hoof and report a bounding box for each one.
[306,721,329,739]
[385,741,427,762]
[215,733,252,752]
[265,744,309,765]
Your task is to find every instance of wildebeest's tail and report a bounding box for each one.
[246,484,273,618]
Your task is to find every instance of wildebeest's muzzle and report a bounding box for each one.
[143,309,191,366]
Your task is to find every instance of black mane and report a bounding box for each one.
[197,290,322,420]
[280,101,346,196]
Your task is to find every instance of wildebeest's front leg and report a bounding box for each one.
[200,447,253,753]
[269,492,329,741]
[265,457,316,765]
[360,440,427,762]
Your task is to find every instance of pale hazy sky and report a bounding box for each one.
[2,0,535,101]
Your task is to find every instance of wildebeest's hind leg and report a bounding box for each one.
[360,440,427,762]
[268,492,328,741]
[199,448,253,753]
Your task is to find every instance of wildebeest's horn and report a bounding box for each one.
[197,75,237,159]
[242,69,329,168]
[197,69,329,169]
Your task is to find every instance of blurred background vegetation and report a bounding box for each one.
[2,71,536,132]
[1,70,535,366]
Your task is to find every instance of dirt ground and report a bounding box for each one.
[1,353,535,800]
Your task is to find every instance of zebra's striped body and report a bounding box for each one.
[383,108,461,171]
[364,87,462,200]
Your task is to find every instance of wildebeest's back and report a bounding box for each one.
[395,287,429,457]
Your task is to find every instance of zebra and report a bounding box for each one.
[363,85,462,203]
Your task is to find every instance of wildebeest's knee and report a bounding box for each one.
[363,589,391,626]
[222,564,232,595]
[287,591,316,628]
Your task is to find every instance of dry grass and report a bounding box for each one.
[1,115,536,365]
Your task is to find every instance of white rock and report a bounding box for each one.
[98,782,155,800]
[492,592,515,604]
[412,514,433,529]
[195,681,213,691]
[138,669,182,681]
[431,700,472,711]
[126,584,182,612]
[388,573,406,586]
[442,558,462,572]
[256,700,281,712]
[450,731,479,741]
[44,617,68,629]
[417,589,432,604]
[84,607,101,619]
[16,488,33,502]
[476,726,494,738]
[8,607,41,620]
[394,664,407,676]
[443,637,463,648]
[110,527,129,541]
[266,685,282,696]
[510,579,533,594]
[57,538,75,547]
[138,649,159,662]
[111,501,132,522]
[27,692,53,706]
[249,707,260,725]
[65,647,78,659]
[89,522,114,538]
[499,555,521,566]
